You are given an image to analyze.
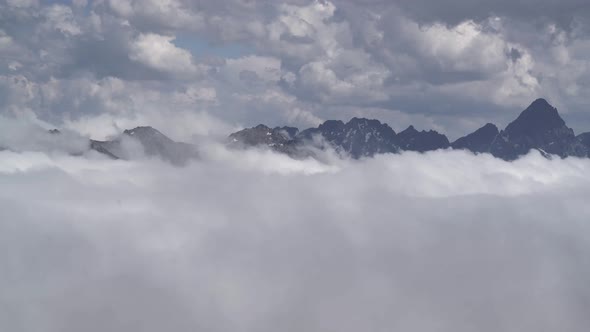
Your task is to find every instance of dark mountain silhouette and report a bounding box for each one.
[229,118,399,158]
[274,126,299,140]
[489,99,587,160]
[6,98,588,165]
[577,132,590,152]
[298,118,399,158]
[228,124,302,156]
[395,126,450,152]
[451,123,499,153]
[228,99,590,161]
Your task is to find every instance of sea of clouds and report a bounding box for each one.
[1,125,590,332]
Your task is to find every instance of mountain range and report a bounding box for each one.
[228,99,590,161]
[4,98,588,164]
[90,126,198,165]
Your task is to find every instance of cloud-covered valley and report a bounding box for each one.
[1,145,590,332]
[2,0,590,330]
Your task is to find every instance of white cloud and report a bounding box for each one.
[174,86,217,104]
[221,55,283,84]
[285,107,324,127]
[2,0,590,148]
[105,0,204,31]
[64,109,234,142]
[129,33,201,76]
[42,4,82,36]
[410,20,510,73]
[0,75,39,110]
[0,30,16,51]
[297,52,390,103]
[1,147,590,331]
[0,115,89,154]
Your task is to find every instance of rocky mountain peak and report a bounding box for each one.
[273,126,299,140]
[253,124,271,130]
[317,120,345,132]
[91,126,198,165]
[578,132,590,147]
[124,126,173,142]
[452,123,499,153]
[396,126,449,152]
[490,99,586,160]
[505,98,566,137]
[300,117,398,158]
[83,98,590,164]
[227,124,303,156]
[401,125,418,134]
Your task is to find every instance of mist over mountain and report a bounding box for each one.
[2,98,589,166]
[228,99,590,162]
[90,126,199,166]
[3,0,590,330]
[3,134,590,332]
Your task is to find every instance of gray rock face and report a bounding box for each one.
[91,127,199,165]
[227,99,590,161]
[452,123,499,154]
[395,126,450,152]
[229,118,399,158]
[229,124,290,147]
[55,98,589,163]
[577,132,590,152]
[489,99,588,160]
[228,124,302,156]
[274,126,299,140]
[89,140,120,159]
[298,118,399,158]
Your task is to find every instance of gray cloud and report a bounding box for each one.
[353,0,590,27]
[1,0,590,143]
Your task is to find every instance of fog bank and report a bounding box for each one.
[1,148,589,332]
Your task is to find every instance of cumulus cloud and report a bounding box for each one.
[129,33,202,77]
[2,0,590,136]
[1,146,590,331]
[42,4,82,36]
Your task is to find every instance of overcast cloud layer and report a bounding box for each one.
[1,0,590,139]
[1,147,590,332]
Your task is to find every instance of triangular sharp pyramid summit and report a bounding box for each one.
[489,98,588,160]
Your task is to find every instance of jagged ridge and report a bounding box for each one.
[4,98,588,164]
[229,99,590,161]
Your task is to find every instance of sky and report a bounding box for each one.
[0,0,590,140]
